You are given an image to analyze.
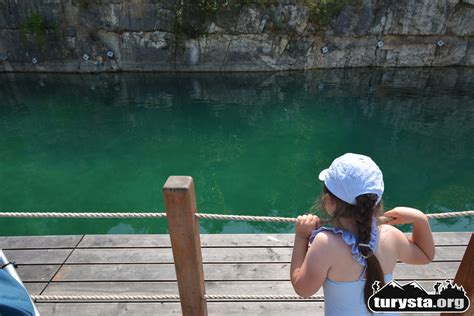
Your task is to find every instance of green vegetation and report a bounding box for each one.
[20,12,47,47]
[166,0,348,47]
[199,0,279,11]
[187,0,348,31]
[170,0,279,39]
[167,0,348,41]
[303,0,349,29]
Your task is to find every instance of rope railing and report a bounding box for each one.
[0,211,167,218]
[195,211,474,223]
[14,209,473,304]
[2,175,473,308]
[0,210,472,222]
[30,294,325,302]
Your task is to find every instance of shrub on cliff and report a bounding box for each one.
[20,12,46,47]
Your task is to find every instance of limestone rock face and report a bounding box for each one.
[0,0,472,72]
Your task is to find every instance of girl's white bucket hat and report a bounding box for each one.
[318,153,384,205]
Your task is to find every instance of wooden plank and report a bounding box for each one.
[200,234,295,248]
[16,265,61,282]
[78,235,171,248]
[3,249,73,264]
[67,247,291,264]
[410,232,472,246]
[43,281,180,296]
[51,262,459,282]
[433,246,467,261]
[76,232,472,248]
[24,282,48,295]
[65,245,466,264]
[0,235,83,249]
[78,234,292,248]
[200,232,472,247]
[37,302,328,316]
[164,176,207,316]
[41,280,441,296]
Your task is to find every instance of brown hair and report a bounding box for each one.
[321,185,385,310]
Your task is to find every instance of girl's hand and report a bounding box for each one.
[384,207,428,225]
[295,214,321,239]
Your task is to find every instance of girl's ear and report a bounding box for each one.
[323,193,333,205]
[323,193,336,215]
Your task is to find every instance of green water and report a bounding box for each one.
[0,68,473,236]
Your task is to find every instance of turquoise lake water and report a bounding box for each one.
[0,68,473,236]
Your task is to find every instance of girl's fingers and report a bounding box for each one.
[296,214,319,227]
[387,218,403,225]
[384,211,399,221]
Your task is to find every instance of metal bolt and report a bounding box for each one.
[32,57,38,64]
[377,40,384,49]
[82,54,90,61]
[106,51,114,58]
[436,40,445,47]
[321,46,329,54]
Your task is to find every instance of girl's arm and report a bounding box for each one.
[290,214,331,297]
[384,207,435,264]
[290,234,310,287]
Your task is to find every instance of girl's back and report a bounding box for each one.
[318,224,399,315]
[323,224,397,282]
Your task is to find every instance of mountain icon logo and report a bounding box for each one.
[368,279,470,312]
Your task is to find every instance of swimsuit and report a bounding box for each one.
[309,216,400,316]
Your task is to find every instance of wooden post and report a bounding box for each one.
[442,233,474,316]
[163,176,207,316]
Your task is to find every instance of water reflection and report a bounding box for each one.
[0,68,472,235]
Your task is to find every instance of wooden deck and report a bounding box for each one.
[0,232,471,315]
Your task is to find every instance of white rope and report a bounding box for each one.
[206,294,323,300]
[30,294,324,302]
[196,213,298,223]
[426,211,474,219]
[0,210,472,222]
[30,294,180,301]
[197,211,474,223]
[0,212,167,218]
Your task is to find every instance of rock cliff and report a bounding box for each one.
[0,0,473,72]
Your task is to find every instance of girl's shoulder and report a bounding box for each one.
[309,226,360,255]
[311,229,346,244]
[309,226,355,245]
[378,224,407,247]
[379,223,404,237]
[309,229,347,258]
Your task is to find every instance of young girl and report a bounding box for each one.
[290,153,435,315]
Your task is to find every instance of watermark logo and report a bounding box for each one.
[368,279,470,313]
